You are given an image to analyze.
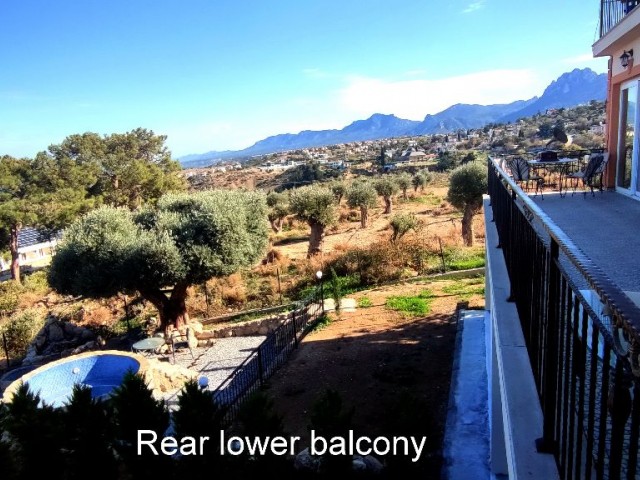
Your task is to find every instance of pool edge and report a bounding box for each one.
[1,350,150,405]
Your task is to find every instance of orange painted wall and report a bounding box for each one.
[605,59,640,188]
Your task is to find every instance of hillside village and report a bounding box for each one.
[183,101,605,190]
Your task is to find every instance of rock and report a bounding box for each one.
[80,329,95,341]
[63,321,80,338]
[187,328,198,349]
[363,455,384,474]
[189,321,204,334]
[294,448,319,472]
[47,323,65,342]
[352,456,367,472]
[35,334,47,350]
[23,345,38,365]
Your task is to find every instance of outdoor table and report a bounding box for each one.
[132,337,166,356]
[528,158,579,196]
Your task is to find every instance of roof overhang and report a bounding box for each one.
[593,7,640,57]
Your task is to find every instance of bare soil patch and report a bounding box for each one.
[262,277,484,477]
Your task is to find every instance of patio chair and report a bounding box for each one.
[566,153,608,197]
[507,157,544,198]
[170,328,195,364]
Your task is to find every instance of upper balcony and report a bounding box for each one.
[599,0,639,39]
[595,0,640,56]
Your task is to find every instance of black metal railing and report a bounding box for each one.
[488,157,640,479]
[211,290,324,424]
[599,0,640,39]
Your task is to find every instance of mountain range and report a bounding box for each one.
[180,68,606,168]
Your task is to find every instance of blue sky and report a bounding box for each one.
[1,0,608,158]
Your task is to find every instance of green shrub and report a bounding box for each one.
[22,271,50,294]
[309,314,331,332]
[385,291,433,316]
[445,247,485,271]
[329,267,342,313]
[389,213,419,243]
[1,309,44,358]
[0,280,22,315]
[309,389,354,473]
[441,277,485,299]
[357,296,373,308]
[173,379,224,474]
[110,372,170,477]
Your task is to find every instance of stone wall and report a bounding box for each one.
[24,316,102,365]
[195,312,292,346]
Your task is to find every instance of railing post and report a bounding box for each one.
[537,238,560,454]
[292,310,298,347]
[257,347,264,386]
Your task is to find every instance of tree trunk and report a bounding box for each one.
[9,224,21,284]
[402,189,408,200]
[139,283,190,332]
[383,197,393,214]
[270,217,283,233]
[360,206,368,228]
[461,205,475,247]
[307,221,325,257]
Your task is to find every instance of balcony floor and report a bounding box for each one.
[529,191,640,292]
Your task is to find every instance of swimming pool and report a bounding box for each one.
[2,351,147,407]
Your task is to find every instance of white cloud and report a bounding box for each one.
[462,1,485,14]
[336,69,546,120]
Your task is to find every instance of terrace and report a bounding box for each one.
[484,157,640,479]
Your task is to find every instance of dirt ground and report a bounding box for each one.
[262,276,485,477]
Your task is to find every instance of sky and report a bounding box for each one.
[1,0,609,158]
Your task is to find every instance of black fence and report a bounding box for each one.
[599,0,639,39]
[488,157,640,479]
[212,289,324,424]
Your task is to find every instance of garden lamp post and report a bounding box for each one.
[316,270,324,314]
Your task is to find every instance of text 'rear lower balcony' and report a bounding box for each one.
[487,156,640,479]
[599,0,640,39]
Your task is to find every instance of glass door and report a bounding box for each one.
[618,81,640,193]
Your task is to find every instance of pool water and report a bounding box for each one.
[25,354,140,407]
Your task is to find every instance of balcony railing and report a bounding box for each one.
[599,0,640,39]
[488,157,640,479]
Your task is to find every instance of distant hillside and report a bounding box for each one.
[410,99,536,134]
[179,68,606,167]
[498,68,607,123]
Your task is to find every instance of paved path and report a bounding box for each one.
[164,336,265,406]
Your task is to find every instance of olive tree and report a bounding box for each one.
[389,213,419,243]
[48,190,268,331]
[288,185,337,257]
[329,181,347,205]
[374,177,399,214]
[413,170,433,192]
[395,173,412,199]
[346,182,377,228]
[266,191,289,233]
[447,161,488,246]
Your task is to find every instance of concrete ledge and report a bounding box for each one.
[442,309,490,480]
[483,197,559,480]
